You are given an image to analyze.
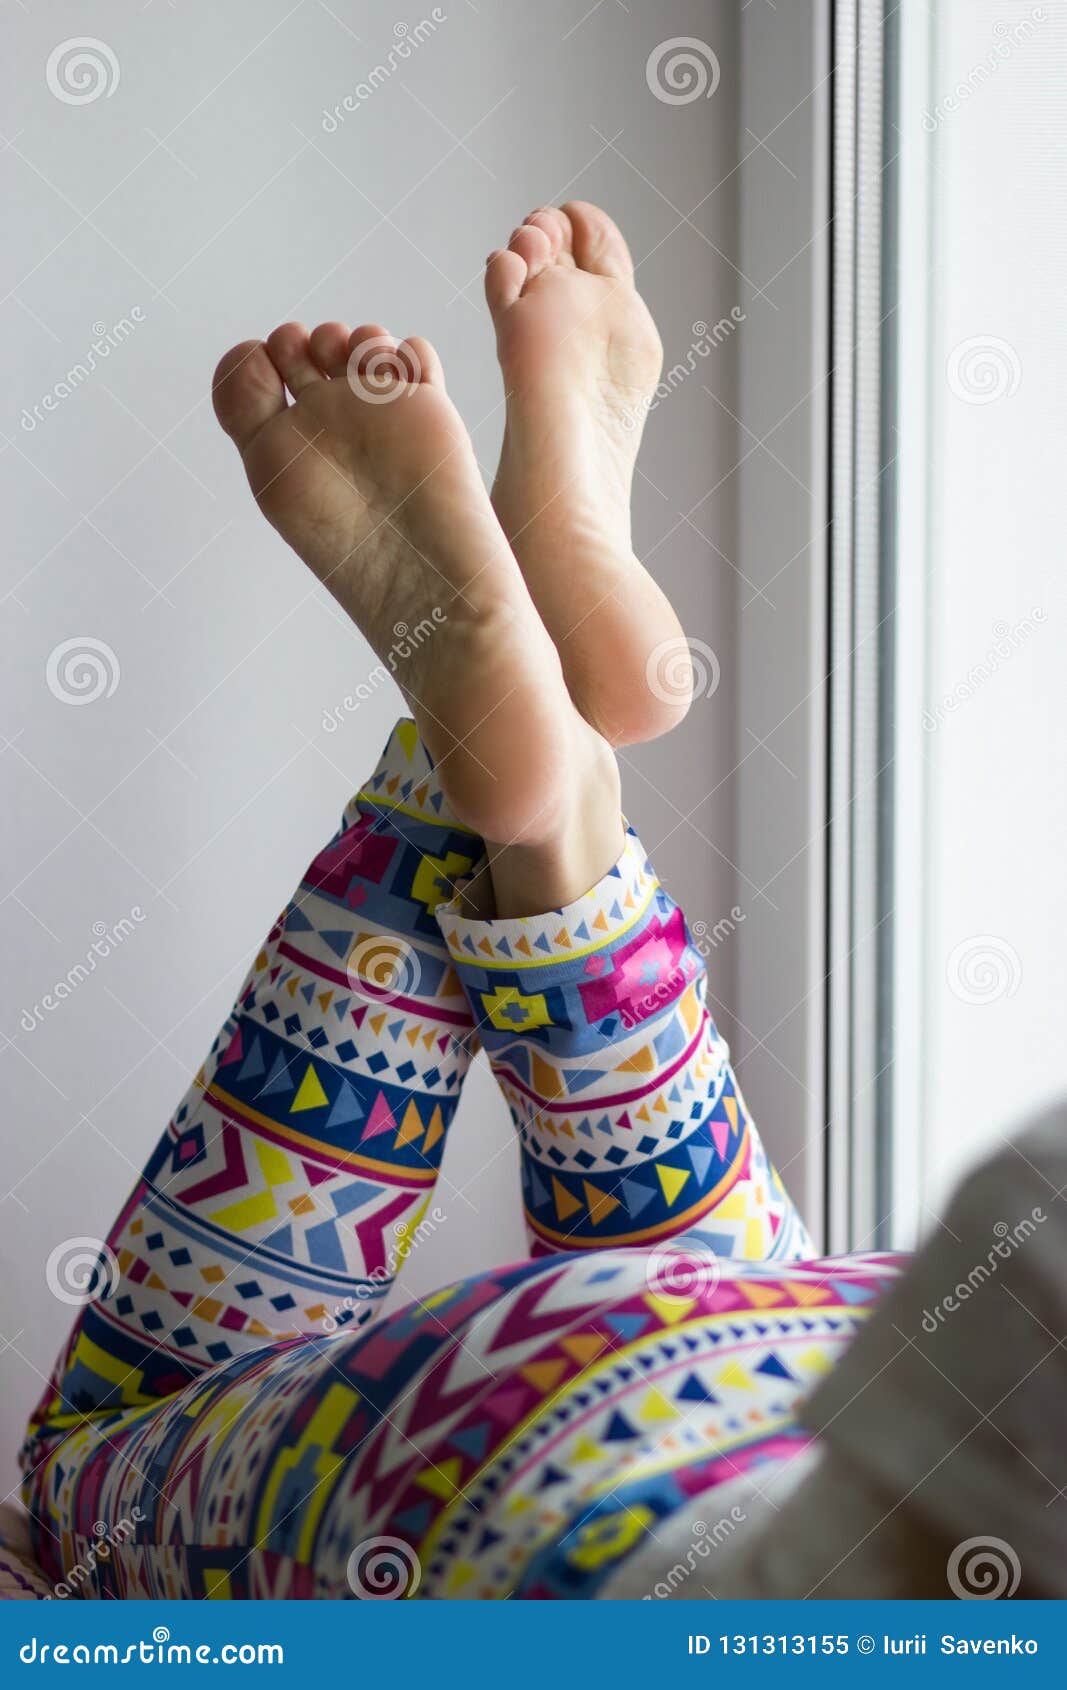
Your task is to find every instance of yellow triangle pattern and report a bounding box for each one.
[551,1176,583,1223]
[716,1360,755,1392]
[291,1064,329,1113]
[416,1459,461,1500]
[423,1105,446,1154]
[656,1164,691,1206]
[637,1387,678,1425]
[643,1292,696,1327]
[583,1181,622,1227]
[394,1099,424,1148]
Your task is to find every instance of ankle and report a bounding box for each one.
[485,726,622,918]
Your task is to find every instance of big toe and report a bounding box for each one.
[212,340,286,451]
[561,201,633,280]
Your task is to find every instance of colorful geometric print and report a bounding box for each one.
[24,1247,902,1599]
[437,829,812,1260]
[513,1426,813,1600]
[23,717,822,1599]
[24,721,479,1442]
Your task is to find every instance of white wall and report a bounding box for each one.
[901,0,1067,1222]
[1,1,767,1490]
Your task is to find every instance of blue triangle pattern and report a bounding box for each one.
[261,1051,295,1097]
[236,1037,266,1084]
[325,1081,365,1130]
[319,930,354,960]
[619,1175,658,1218]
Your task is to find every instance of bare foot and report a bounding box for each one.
[211,322,619,891]
[486,202,688,747]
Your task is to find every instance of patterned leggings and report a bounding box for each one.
[21,721,899,1599]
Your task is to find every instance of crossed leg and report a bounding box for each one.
[21,669,829,1597]
[21,209,866,1600]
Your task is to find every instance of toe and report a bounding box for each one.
[397,336,444,387]
[507,223,553,284]
[550,206,575,257]
[309,321,351,378]
[265,323,324,397]
[524,207,574,264]
[560,201,633,280]
[484,249,527,316]
[347,324,395,374]
[345,325,408,400]
[522,208,561,253]
[212,340,286,450]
